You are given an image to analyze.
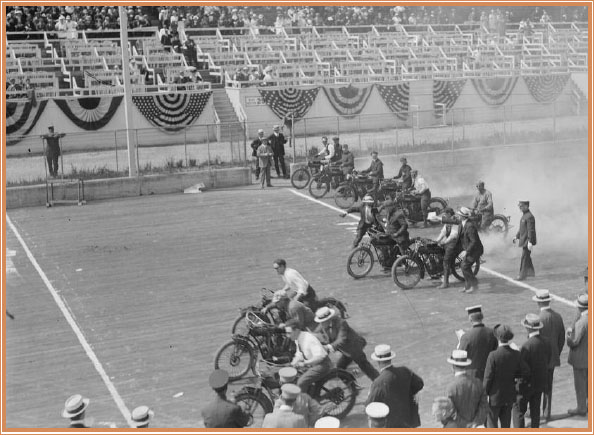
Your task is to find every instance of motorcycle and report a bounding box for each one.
[393,191,448,226]
[334,172,402,209]
[290,158,323,190]
[391,237,480,289]
[470,209,511,237]
[308,163,346,199]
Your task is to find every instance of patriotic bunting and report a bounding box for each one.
[376,83,410,120]
[54,96,123,130]
[258,87,319,121]
[132,91,212,131]
[6,99,48,142]
[524,74,570,104]
[323,84,374,117]
[433,79,467,114]
[471,76,518,106]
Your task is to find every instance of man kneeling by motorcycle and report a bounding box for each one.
[340,195,381,249]
[378,200,410,272]
[434,207,460,289]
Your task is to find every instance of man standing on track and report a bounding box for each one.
[566,293,588,417]
[458,305,498,381]
[456,207,483,293]
[257,138,273,189]
[202,370,250,428]
[268,124,288,179]
[513,200,536,281]
[340,195,378,249]
[41,125,65,177]
[250,128,265,180]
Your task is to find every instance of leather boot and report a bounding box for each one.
[438,270,450,289]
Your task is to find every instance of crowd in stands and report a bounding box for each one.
[6,5,589,33]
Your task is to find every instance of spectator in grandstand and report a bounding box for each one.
[55,14,68,38]
[233,66,249,82]
[65,15,77,39]
[268,125,288,179]
[62,394,91,428]
[182,38,198,68]
[262,66,275,84]
[42,126,66,178]
[131,406,154,428]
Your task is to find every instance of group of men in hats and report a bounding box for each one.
[61,394,153,428]
[250,124,288,186]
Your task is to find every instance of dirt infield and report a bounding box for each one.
[5,172,589,428]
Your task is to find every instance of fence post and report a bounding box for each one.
[135,129,140,175]
[114,130,119,173]
[395,120,398,155]
[462,108,466,142]
[229,123,233,164]
[451,108,455,152]
[358,114,362,151]
[336,116,340,136]
[502,106,506,146]
[184,127,188,167]
[207,124,211,171]
[304,118,308,158]
[552,101,556,144]
[244,120,248,167]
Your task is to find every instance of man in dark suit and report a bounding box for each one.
[41,125,66,177]
[250,128,265,180]
[483,324,530,428]
[360,151,384,201]
[202,369,249,428]
[340,195,380,249]
[458,305,498,382]
[314,306,379,381]
[366,344,424,428]
[513,200,536,281]
[393,156,412,190]
[567,293,588,416]
[533,289,565,421]
[456,207,484,293]
[512,314,551,428]
[267,124,288,179]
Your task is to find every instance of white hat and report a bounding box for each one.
[257,128,264,134]
[131,406,154,427]
[62,394,90,418]
[314,416,340,428]
[281,383,301,400]
[278,367,298,383]
[371,344,395,361]
[273,124,280,130]
[457,206,473,218]
[366,402,389,419]
[447,349,472,366]
[521,313,543,329]
[314,306,336,323]
[532,289,552,303]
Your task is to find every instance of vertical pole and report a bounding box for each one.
[207,124,212,171]
[119,6,138,177]
[358,114,362,151]
[291,113,295,164]
[135,129,140,174]
[552,101,556,144]
[304,117,308,158]
[462,108,466,141]
[336,116,340,137]
[184,127,188,167]
[502,106,506,146]
[451,108,455,152]
[114,130,119,172]
[229,123,233,164]
[243,120,247,167]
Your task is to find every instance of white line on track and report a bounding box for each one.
[288,188,578,307]
[6,215,133,427]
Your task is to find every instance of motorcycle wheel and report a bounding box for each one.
[452,252,481,282]
[308,177,330,199]
[311,369,357,420]
[231,307,284,335]
[334,185,357,209]
[234,391,273,428]
[428,198,448,219]
[213,339,254,381]
[488,215,509,236]
[392,255,423,289]
[346,247,374,279]
[291,167,310,190]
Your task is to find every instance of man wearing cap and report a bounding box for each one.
[566,293,588,416]
[513,200,536,281]
[314,416,340,428]
[262,383,307,428]
[285,318,332,393]
[329,136,343,163]
[366,402,390,428]
[256,138,273,188]
[409,170,431,227]
[471,181,494,231]
[314,306,379,381]
[273,259,317,309]
[435,207,460,289]
[338,144,354,176]
[533,289,565,421]
[41,126,66,177]
[512,314,551,428]
[131,406,154,428]
[340,195,380,249]
[202,369,249,428]
[443,349,488,428]
[360,151,384,201]
[458,305,497,381]
[394,157,412,190]
[62,394,91,428]
[316,136,330,160]
[384,200,410,264]
[266,290,316,332]
[250,128,266,180]
[456,207,483,293]
[366,344,424,428]
[273,367,323,427]
[267,125,288,179]
[483,324,529,428]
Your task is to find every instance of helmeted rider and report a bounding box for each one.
[341,195,380,249]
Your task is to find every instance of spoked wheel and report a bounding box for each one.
[291,167,311,190]
[452,252,481,282]
[391,255,423,289]
[234,391,273,428]
[231,313,250,336]
[428,198,448,223]
[334,185,357,209]
[231,307,284,335]
[213,340,254,381]
[308,177,330,199]
[488,215,509,236]
[311,369,357,420]
[346,247,374,279]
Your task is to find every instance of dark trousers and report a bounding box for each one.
[46,153,59,176]
[353,223,372,248]
[260,165,271,187]
[297,356,332,393]
[487,403,512,428]
[273,154,287,177]
[518,247,535,279]
[462,254,479,289]
[253,156,260,179]
[573,367,588,412]
[420,190,431,222]
[336,348,379,381]
[513,391,542,428]
[479,211,494,230]
[542,368,555,418]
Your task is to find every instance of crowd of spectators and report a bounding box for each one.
[6,5,589,33]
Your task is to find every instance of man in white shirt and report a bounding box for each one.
[410,170,432,227]
[273,259,316,308]
[435,207,459,289]
[285,318,332,392]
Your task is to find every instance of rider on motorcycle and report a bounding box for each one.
[378,199,410,272]
[409,170,431,228]
[471,181,494,231]
[394,157,413,190]
[273,259,317,309]
[339,144,355,176]
[263,290,317,332]
[360,151,384,201]
[434,207,460,289]
[340,195,380,249]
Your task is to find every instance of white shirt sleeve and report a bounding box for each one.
[284,268,309,296]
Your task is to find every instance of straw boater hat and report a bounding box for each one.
[532,289,552,303]
[576,293,588,308]
[62,394,90,418]
[365,402,390,420]
[466,305,482,315]
[521,313,543,329]
[371,344,395,361]
[314,416,340,428]
[447,349,472,366]
[314,306,336,323]
[278,367,298,384]
[131,406,154,427]
[457,206,473,218]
